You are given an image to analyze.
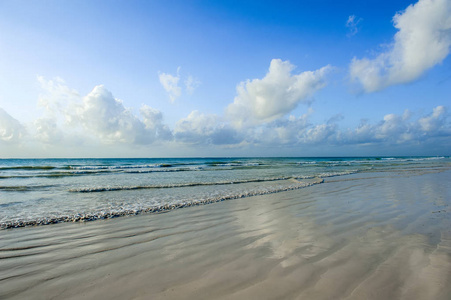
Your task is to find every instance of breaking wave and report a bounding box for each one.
[1,178,324,229]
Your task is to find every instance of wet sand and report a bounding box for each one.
[1,169,450,299]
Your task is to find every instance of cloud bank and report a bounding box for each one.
[350,0,451,92]
[244,105,450,148]
[1,95,449,155]
[226,59,332,127]
[174,105,450,151]
[342,106,450,145]
[1,51,450,156]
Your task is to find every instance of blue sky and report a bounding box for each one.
[0,0,450,157]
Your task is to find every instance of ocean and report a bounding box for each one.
[0,156,449,229]
[1,156,451,299]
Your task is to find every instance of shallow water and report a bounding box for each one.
[0,156,449,228]
[0,168,450,299]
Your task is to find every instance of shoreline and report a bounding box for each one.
[0,177,325,230]
[1,168,450,299]
[3,161,450,230]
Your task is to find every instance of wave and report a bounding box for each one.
[0,171,120,179]
[0,201,23,208]
[123,167,204,173]
[295,156,447,165]
[0,170,358,192]
[68,176,302,193]
[0,166,56,171]
[317,170,358,178]
[68,164,175,170]
[1,178,324,229]
[402,156,446,162]
[0,165,252,179]
[206,161,263,167]
[66,164,255,173]
[0,185,57,192]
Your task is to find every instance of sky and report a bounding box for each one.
[0,0,450,158]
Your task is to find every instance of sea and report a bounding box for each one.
[0,156,449,229]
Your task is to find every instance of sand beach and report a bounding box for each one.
[1,167,450,299]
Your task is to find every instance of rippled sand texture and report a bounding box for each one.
[1,169,450,300]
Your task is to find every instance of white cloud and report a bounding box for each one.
[246,111,312,145]
[3,75,449,156]
[0,108,26,143]
[342,106,450,145]
[140,105,173,141]
[226,59,332,127]
[68,85,172,144]
[174,111,240,145]
[34,117,63,144]
[37,76,80,112]
[159,68,200,101]
[350,0,451,92]
[346,15,362,37]
[249,113,341,146]
[36,77,172,145]
[303,123,338,144]
[159,67,182,102]
[224,106,449,148]
[378,114,406,137]
[34,76,80,144]
[67,85,142,143]
[185,75,201,94]
[418,105,447,132]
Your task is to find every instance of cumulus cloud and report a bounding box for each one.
[246,113,342,147]
[303,123,338,144]
[67,85,172,144]
[174,111,240,145]
[222,106,449,148]
[350,0,451,92]
[67,85,143,143]
[34,76,81,144]
[226,59,332,127]
[418,105,447,132]
[0,108,26,143]
[34,118,63,144]
[246,111,311,145]
[341,106,450,145]
[36,77,172,145]
[346,15,362,37]
[140,105,173,141]
[5,75,449,155]
[159,67,182,102]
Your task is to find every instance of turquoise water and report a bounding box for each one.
[0,156,448,228]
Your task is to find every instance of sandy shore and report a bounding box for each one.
[1,168,450,299]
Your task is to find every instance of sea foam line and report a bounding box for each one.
[68,176,300,193]
[66,170,356,193]
[1,178,324,229]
